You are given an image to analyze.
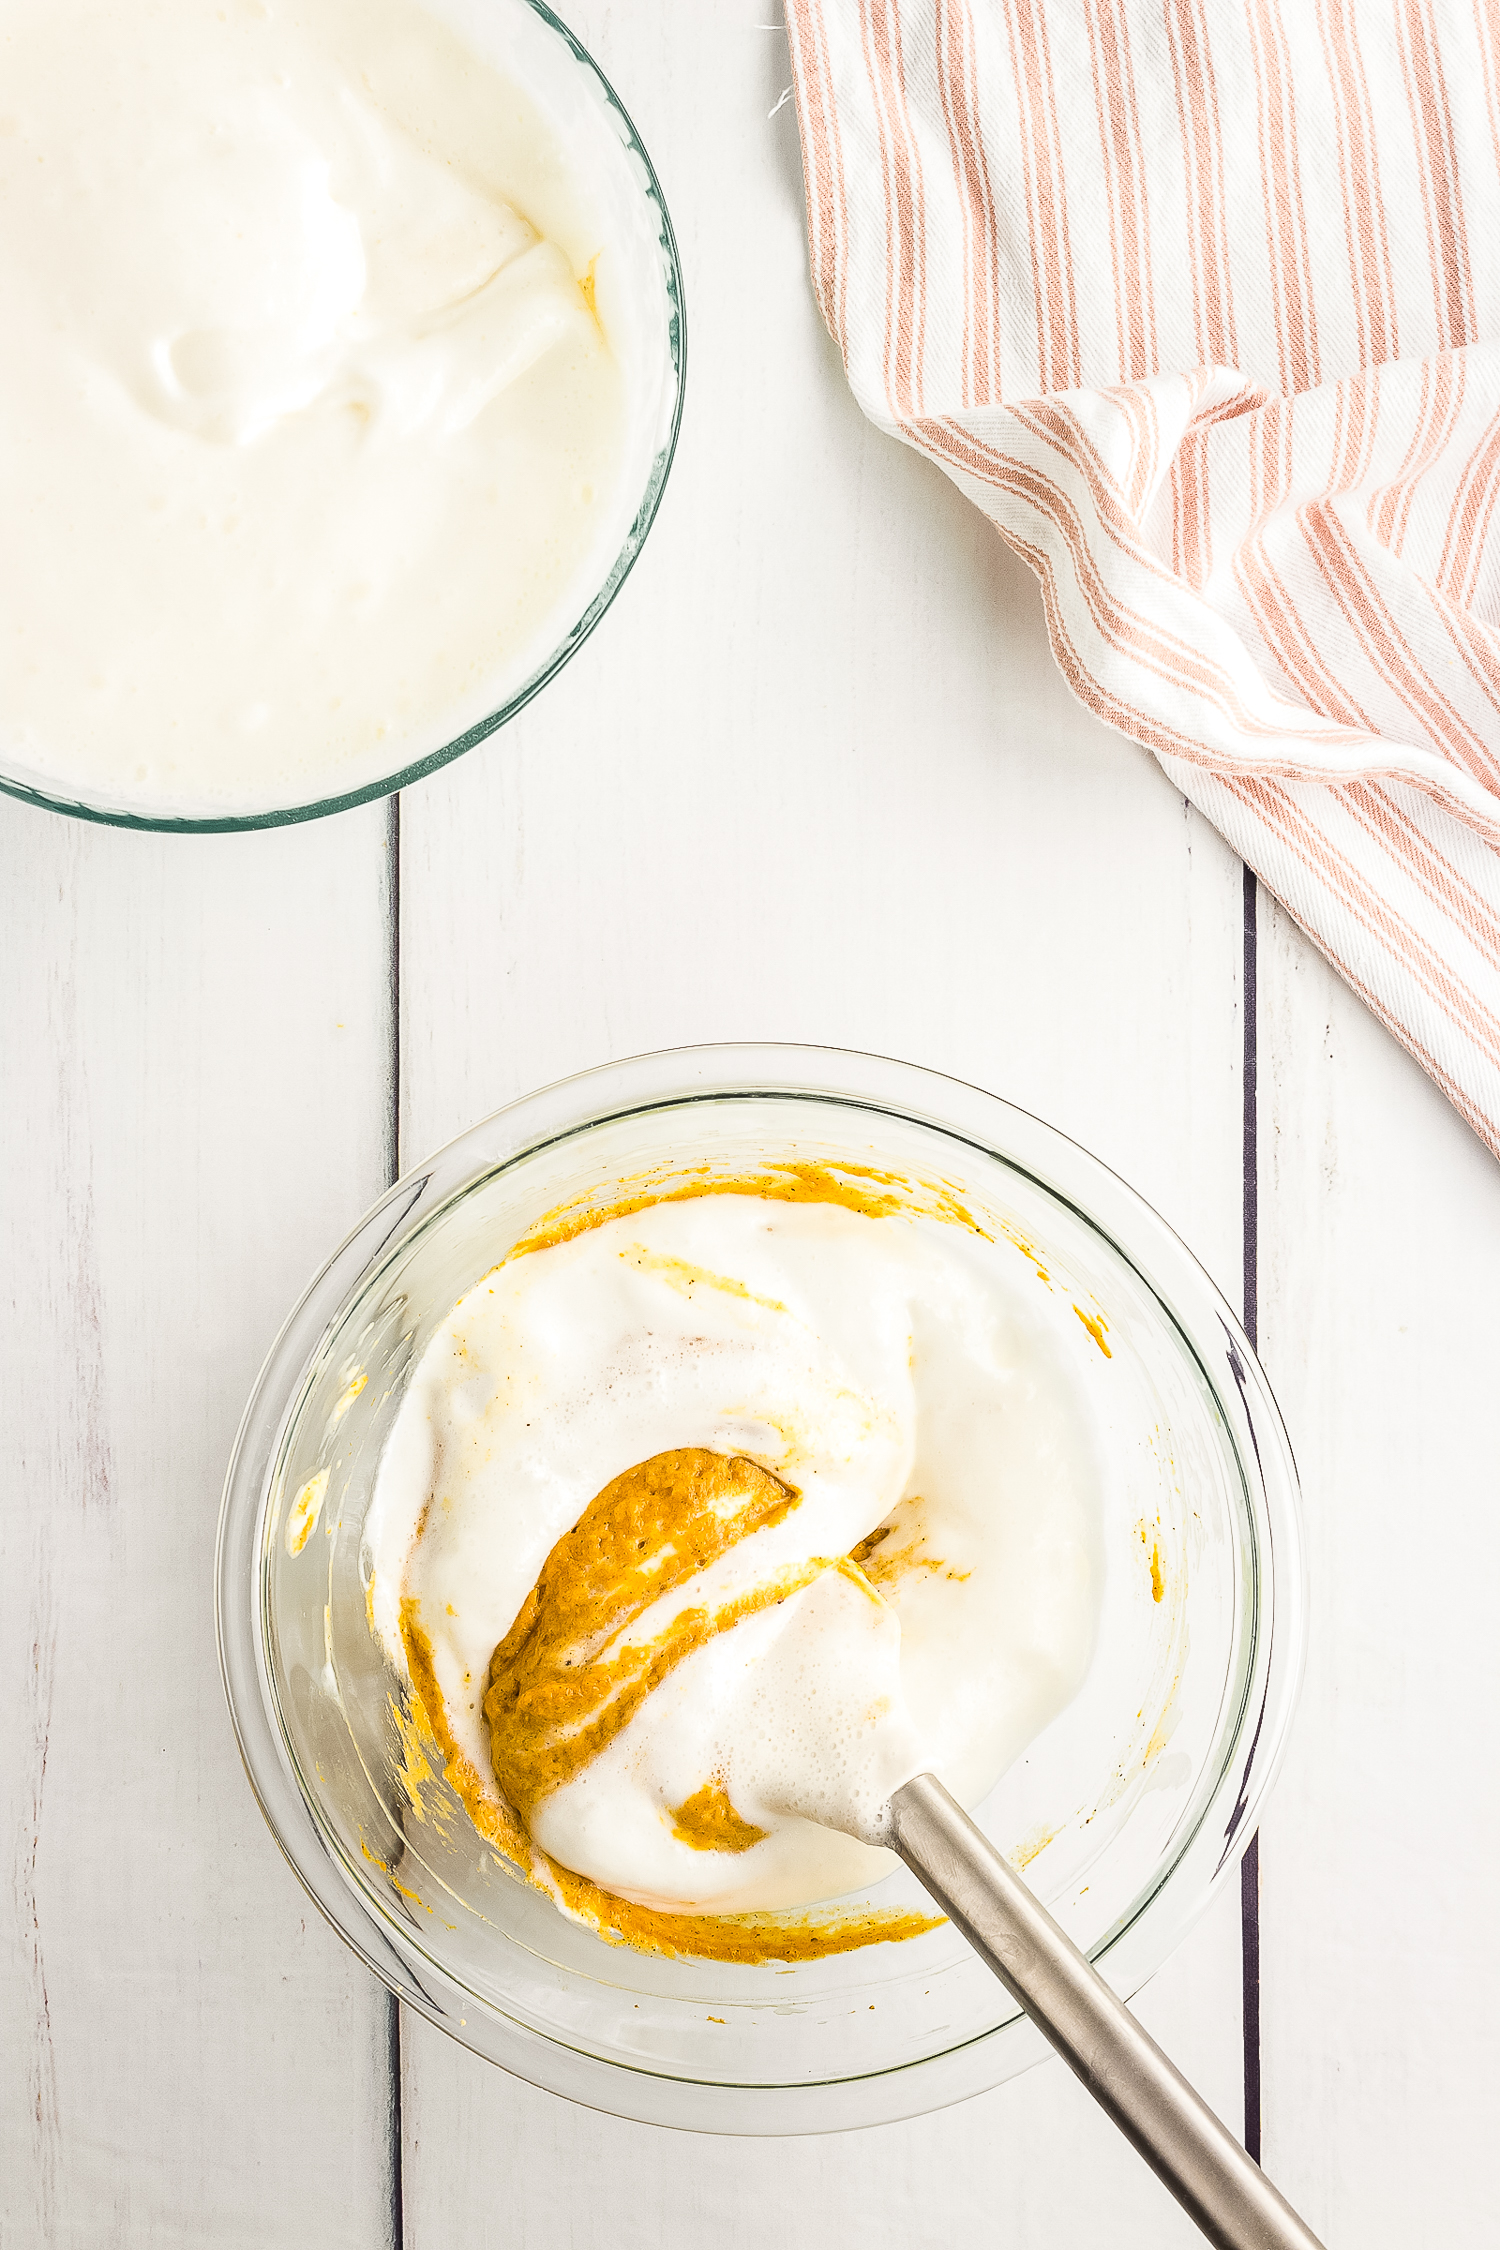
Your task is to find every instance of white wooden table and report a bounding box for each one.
[4,7,1496,2243]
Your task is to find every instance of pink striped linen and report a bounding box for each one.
[784,0,1500,1155]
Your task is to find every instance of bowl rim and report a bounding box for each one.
[216,1042,1306,2133]
[0,0,687,836]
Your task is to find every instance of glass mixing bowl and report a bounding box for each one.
[0,0,684,834]
[217,1045,1304,2132]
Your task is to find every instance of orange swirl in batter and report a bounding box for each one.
[398,1587,941,1965]
[483,1448,819,1828]
[384,1162,963,1965]
[394,1448,944,1964]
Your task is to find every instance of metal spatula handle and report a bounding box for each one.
[888,1775,1325,2250]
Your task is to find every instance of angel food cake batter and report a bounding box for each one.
[365,1175,1107,1962]
[0,0,645,814]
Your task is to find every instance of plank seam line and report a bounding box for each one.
[1241,858,1264,2166]
[386,790,405,2250]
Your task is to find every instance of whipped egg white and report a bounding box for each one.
[365,1190,1105,1921]
[0,0,657,815]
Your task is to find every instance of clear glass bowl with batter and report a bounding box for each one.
[216,1044,1304,2131]
[0,0,684,835]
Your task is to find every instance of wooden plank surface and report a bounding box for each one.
[0,811,396,2248]
[395,7,1250,2240]
[1255,895,1500,2247]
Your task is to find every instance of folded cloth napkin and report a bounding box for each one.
[785,0,1500,1154]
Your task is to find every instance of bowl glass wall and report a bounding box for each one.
[0,0,685,834]
[217,1045,1303,2131]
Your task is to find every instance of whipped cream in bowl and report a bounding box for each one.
[0,0,682,828]
[218,1046,1304,2131]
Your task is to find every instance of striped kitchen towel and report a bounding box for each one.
[785,0,1500,1155]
